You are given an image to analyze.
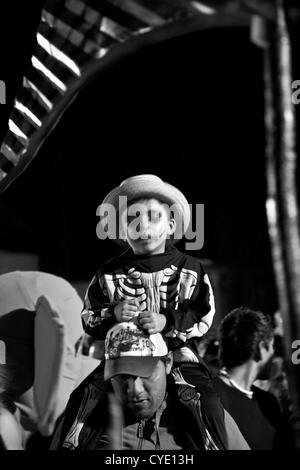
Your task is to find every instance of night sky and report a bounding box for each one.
[1,1,299,320]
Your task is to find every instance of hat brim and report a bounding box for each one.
[100,175,191,244]
[104,356,161,381]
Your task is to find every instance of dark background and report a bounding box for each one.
[1,2,299,324]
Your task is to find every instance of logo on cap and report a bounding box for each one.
[105,324,155,359]
[105,322,168,360]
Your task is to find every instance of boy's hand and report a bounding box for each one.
[138,311,167,334]
[114,299,139,322]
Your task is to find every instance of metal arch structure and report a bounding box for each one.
[0,0,289,194]
[0,0,254,191]
[0,0,299,446]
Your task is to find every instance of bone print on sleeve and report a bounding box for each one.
[161,263,215,342]
[114,268,147,311]
[81,270,117,339]
[82,267,148,339]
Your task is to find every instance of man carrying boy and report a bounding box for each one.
[50,322,249,450]
[79,174,227,449]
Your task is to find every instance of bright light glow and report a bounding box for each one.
[192,2,215,14]
[37,32,81,77]
[287,193,297,218]
[1,143,19,164]
[0,168,8,180]
[31,56,67,92]
[15,101,42,127]
[96,48,108,59]
[8,120,28,142]
[101,17,131,41]
[266,198,277,225]
[23,78,53,111]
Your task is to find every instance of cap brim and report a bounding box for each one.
[104,357,160,381]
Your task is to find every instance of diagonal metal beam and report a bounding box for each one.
[0,0,251,194]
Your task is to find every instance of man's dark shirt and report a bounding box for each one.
[213,376,289,450]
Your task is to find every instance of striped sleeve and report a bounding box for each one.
[81,270,116,340]
[161,264,215,342]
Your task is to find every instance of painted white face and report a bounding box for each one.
[123,198,176,255]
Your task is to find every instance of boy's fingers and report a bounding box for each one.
[139,315,151,323]
[122,311,136,319]
[122,305,137,314]
[148,328,157,334]
[122,315,133,321]
[125,305,138,311]
[126,304,139,311]
[127,299,139,305]
[139,311,153,319]
[139,320,153,329]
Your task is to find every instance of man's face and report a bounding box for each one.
[122,198,176,255]
[111,359,170,420]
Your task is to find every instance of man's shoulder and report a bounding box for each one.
[223,409,250,450]
[0,407,17,426]
[0,408,23,450]
[212,376,246,406]
[252,385,281,408]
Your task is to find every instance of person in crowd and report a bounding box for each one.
[79,174,228,448]
[214,306,293,449]
[50,322,249,450]
[266,311,293,419]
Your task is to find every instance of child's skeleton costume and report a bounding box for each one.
[53,175,228,449]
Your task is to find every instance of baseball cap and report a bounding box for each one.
[104,322,168,381]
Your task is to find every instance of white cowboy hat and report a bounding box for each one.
[100,174,190,241]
